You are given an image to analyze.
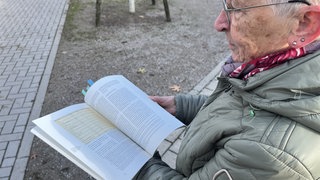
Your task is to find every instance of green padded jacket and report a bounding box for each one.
[135,50,320,180]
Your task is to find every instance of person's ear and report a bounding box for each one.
[288,6,320,48]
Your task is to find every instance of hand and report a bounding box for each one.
[149,96,176,116]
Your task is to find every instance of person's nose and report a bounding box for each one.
[214,10,229,32]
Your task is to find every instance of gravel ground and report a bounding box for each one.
[24,0,229,179]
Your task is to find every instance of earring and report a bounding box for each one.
[292,41,297,46]
[300,38,305,42]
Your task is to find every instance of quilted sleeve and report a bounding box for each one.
[175,94,207,125]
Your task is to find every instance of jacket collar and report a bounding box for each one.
[226,51,320,132]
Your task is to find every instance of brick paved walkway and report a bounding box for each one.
[0,0,68,179]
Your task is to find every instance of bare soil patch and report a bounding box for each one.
[24,0,228,179]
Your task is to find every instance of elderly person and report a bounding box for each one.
[134,0,320,179]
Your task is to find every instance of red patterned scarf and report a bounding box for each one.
[229,47,306,80]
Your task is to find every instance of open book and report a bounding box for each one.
[31,75,184,180]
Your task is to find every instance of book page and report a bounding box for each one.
[32,103,150,180]
[84,75,184,154]
[31,126,103,180]
[54,108,114,144]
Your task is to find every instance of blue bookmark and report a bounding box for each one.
[87,79,94,86]
[82,79,95,96]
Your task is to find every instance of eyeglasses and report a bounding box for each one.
[222,0,311,25]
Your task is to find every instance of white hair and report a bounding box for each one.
[266,0,319,17]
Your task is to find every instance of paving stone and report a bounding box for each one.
[17,127,34,158]
[165,127,185,142]
[17,69,28,77]
[0,115,18,122]
[21,80,32,89]
[11,157,28,180]
[4,81,21,87]
[7,74,18,82]
[15,113,29,126]
[1,121,16,135]
[162,150,177,169]
[201,88,214,96]
[0,167,12,178]
[15,76,33,82]
[9,107,32,115]
[4,141,20,158]
[25,92,36,102]
[2,157,15,167]
[19,87,38,94]
[26,71,43,77]
[12,98,25,109]
[169,139,182,154]
[0,142,7,150]
[0,133,22,143]
[10,85,21,95]
[0,150,4,163]
[0,79,7,87]
[7,93,26,100]
[0,105,12,116]
[157,140,171,156]
[13,126,25,134]
[32,76,41,84]
[206,80,219,91]
[0,90,10,100]
[27,64,37,73]
[23,102,33,109]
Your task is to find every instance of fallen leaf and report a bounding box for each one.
[169,85,181,92]
[137,67,146,74]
